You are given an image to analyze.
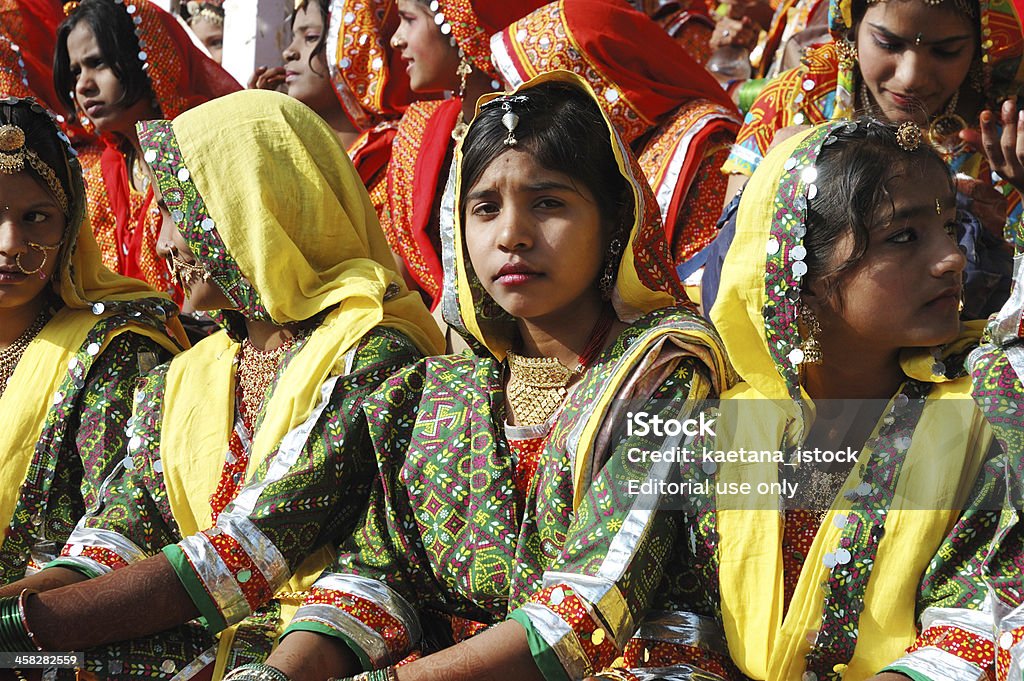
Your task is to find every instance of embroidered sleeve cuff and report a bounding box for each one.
[57,527,149,576]
[886,607,996,681]
[171,515,290,631]
[163,544,226,633]
[510,584,623,680]
[284,574,421,669]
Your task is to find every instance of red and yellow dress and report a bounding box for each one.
[68,0,240,298]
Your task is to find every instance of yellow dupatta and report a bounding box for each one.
[138,90,444,675]
[0,101,183,555]
[710,124,992,680]
[440,71,732,508]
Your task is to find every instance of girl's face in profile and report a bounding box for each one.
[810,161,965,355]
[392,0,461,93]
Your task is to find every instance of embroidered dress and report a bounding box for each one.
[706,122,1005,681]
[284,71,734,681]
[68,0,240,296]
[966,252,1024,681]
[0,98,182,586]
[721,0,1024,243]
[42,90,444,679]
[490,0,740,270]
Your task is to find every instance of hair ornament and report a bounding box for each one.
[0,123,69,215]
[895,121,922,151]
[485,95,528,146]
[63,1,80,15]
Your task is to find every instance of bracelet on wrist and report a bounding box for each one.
[222,662,291,681]
[0,589,41,652]
[331,666,400,681]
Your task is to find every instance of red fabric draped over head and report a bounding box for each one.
[492,0,733,144]
[326,0,417,130]
[430,0,549,79]
[0,0,64,109]
[491,0,739,266]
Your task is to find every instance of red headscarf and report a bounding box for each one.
[492,0,733,143]
[0,0,64,109]
[427,0,549,79]
[326,0,416,129]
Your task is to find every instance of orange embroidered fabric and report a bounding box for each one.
[379,99,456,306]
[640,110,734,265]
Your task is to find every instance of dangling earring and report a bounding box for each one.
[599,238,624,299]
[797,301,823,364]
[456,48,472,99]
[836,38,857,68]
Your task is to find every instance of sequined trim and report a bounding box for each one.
[292,573,422,667]
[59,527,148,572]
[230,374,343,514]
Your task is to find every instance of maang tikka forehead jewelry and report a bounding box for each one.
[0,123,70,216]
[486,95,528,146]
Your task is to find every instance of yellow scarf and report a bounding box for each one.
[443,71,731,504]
[0,114,182,558]
[710,125,992,679]
[141,90,444,677]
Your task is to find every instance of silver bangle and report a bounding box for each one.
[222,663,291,681]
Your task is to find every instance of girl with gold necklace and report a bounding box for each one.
[247,72,731,681]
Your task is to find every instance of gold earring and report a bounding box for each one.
[798,301,823,364]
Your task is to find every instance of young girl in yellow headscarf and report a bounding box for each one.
[0,96,181,585]
[0,89,443,678]
[706,118,1003,680]
[250,71,732,681]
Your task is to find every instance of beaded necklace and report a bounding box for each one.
[0,309,50,398]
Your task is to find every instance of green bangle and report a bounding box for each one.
[0,591,34,652]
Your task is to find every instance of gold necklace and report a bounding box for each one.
[0,309,50,398]
[505,309,615,427]
[505,352,576,427]
[237,336,297,421]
